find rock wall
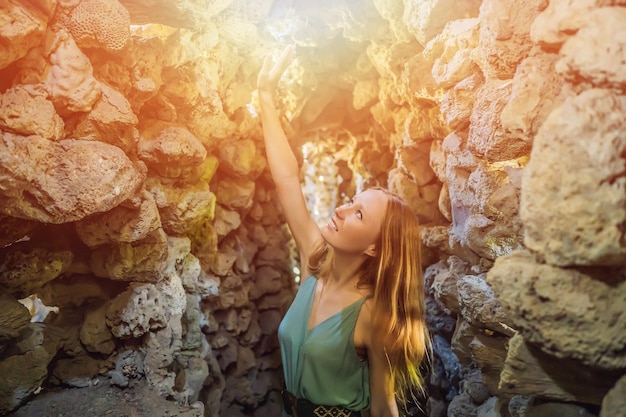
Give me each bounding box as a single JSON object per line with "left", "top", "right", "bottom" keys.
{"left": 0, "top": 0, "right": 625, "bottom": 417}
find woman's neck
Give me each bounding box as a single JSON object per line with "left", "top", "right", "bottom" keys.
{"left": 327, "top": 251, "right": 367, "bottom": 286}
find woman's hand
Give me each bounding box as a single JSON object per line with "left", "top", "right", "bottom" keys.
{"left": 257, "top": 45, "right": 296, "bottom": 94}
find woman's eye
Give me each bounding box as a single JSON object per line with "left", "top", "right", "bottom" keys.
{"left": 356, "top": 210, "right": 362, "bottom": 219}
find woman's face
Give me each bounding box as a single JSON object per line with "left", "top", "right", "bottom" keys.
{"left": 322, "top": 189, "right": 388, "bottom": 255}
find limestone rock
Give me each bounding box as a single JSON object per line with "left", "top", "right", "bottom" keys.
{"left": 0, "top": 215, "right": 38, "bottom": 248}
{"left": 530, "top": 0, "right": 610, "bottom": 49}
{"left": 468, "top": 332, "right": 508, "bottom": 395}
{"left": 75, "top": 189, "right": 161, "bottom": 248}
{"left": 0, "top": 0, "right": 47, "bottom": 71}
{"left": 451, "top": 318, "right": 475, "bottom": 366}
{"left": 39, "top": 274, "right": 125, "bottom": 309}
{"left": 0, "top": 84, "right": 64, "bottom": 140}
{"left": 499, "top": 334, "right": 620, "bottom": 405}
{"left": 138, "top": 121, "right": 207, "bottom": 177}
{"left": 69, "top": 83, "right": 139, "bottom": 152}
{"left": 521, "top": 89, "right": 626, "bottom": 266}
{"left": 0, "top": 347, "right": 56, "bottom": 414}
{"left": 0, "top": 133, "right": 145, "bottom": 223}
{"left": 430, "top": 19, "right": 481, "bottom": 90}
{"left": 521, "top": 402, "right": 599, "bottom": 417}
{"left": 51, "top": 352, "right": 102, "bottom": 387}
{"left": 388, "top": 167, "right": 444, "bottom": 225}
{"left": 464, "top": 368, "right": 490, "bottom": 404}
{"left": 444, "top": 131, "right": 525, "bottom": 260}
{"left": 58, "top": 0, "right": 131, "bottom": 52}
{"left": 80, "top": 302, "right": 116, "bottom": 355}
{"left": 0, "top": 240, "right": 72, "bottom": 298}
{"left": 440, "top": 71, "right": 485, "bottom": 131}
{"left": 0, "top": 323, "right": 64, "bottom": 414}
{"left": 175, "top": 355, "right": 209, "bottom": 403}
{"left": 601, "top": 374, "right": 626, "bottom": 417}
{"left": 500, "top": 53, "right": 575, "bottom": 153}
{"left": 476, "top": 0, "right": 544, "bottom": 79}
{"left": 119, "top": 0, "right": 236, "bottom": 30}
{"left": 146, "top": 177, "right": 216, "bottom": 235}
{"left": 488, "top": 250, "right": 626, "bottom": 369}
{"left": 0, "top": 293, "right": 31, "bottom": 341}
{"left": 106, "top": 274, "right": 186, "bottom": 339}
{"left": 557, "top": 7, "right": 626, "bottom": 91}
{"left": 457, "top": 273, "right": 515, "bottom": 336}
{"left": 216, "top": 178, "right": 255, "bottom": 211}
{"left": 45, "top": 28, "right": 102, "bottom": 114}
{"left": 447, "top": 391, "right": 478, "bottom": 417}
{"left": 90, "top": 228, "right": 168, "bottom": 282}
{"left": 397, "top": 144, "right": 436, "bottom": 187}
{"left": 403, "top": 0, "right": 481, "bottom": 46}
{"left": 468, "top": 80, "right": 518, "bottom": 161}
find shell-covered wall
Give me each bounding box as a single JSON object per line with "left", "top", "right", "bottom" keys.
{"left": 0, "top": 0, "right": 625, "bottom": 417}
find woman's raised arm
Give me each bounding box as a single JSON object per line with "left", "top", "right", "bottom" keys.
{"left": 257, "top": 46, "right": 322, "bottom": 272}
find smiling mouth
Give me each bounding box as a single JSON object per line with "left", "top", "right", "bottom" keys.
{"left": 329, "top": 218, "right": 338, "bottom": 231}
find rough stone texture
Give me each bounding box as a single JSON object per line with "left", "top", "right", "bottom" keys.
{"left": 499, "top": 334, "right": 620, "bottom": 405}
{"left": 430, "top": 19, "right": 481, "bottom": 91}
{"left": 468, "top": 332, "right": 508, "bottom": 395}
{"left": 403, "top": 0, "right": 482, "bottom": 46}
{"left": 444, "top": 131, "right": 525, "bottom": 260}
{"left": 69, "top": 83, "right": 139, "bottom": 152}
{"left": 0, "top": 324, "right": 64, "bottom": 415}
{"left": 0, "top": 214, "right": 38, "bottom": 248}
{"left": 90, "top": 228, "right": 168, "bottom": 282}
{"left": 467, "top": 79, "right": 517, "bottom": 161}
{"left": 601, "top": 375, "right": 626, "bottom": 417}
{"left": 500, "top": 53, "right": 575, "bottom": 153}
{"left": 530, "top": 0, "right": 612, "bottom": 49}
{"left": 521, "top": 89, "right": 626, "bottom": 266}
{"left": 1, "top": 0, "right": 624, "bottom": 415}
{"left": 0, "top": 84, "right": 64, "bottom": 140}
{"left": 45, "top": 28, "right": 102, "bottom": 114}
{"left": 440, "top": 71, "right": 485, "bottom": 131}
{"left": 475, "top": 0, "right": 545, "bottom": 79}
{"left": 58, "top": 0, "right": 131, "bottom": 52}
{"left": 556, "top": 7, "right": 626, "bottom": 91}
{"left": 0, "top": 133, "right": 145, "bottom": 224}
{"left": 0, "top": 0, "right": 47, "bottom": 71}
{"left": 138, "top": 120, "right": 207, "bottom": 176}
{"left": 118, "top": 0, "right": 235, "bottom": 29}
{"left": 0, "top": 239, "right": 73, "bottom": 298}
{"left": 145, "top": 177, "right": 216, "bottom": 235}
{"left": 75, "top": 189, "right": 161, "bottom": 248}
{"left": 457, "top": 273, "right": 515, "bottom": 336}
{"left": 521, "top": 402, "right": 599, "bottom": 417}
{"left": 488, "top": 250, "right": 626, "bottom": 369}
{"left": 388, "top": 167, "right": 444, "bottom": 225}
{"left": 80, "top": 302, "right": 116, "bottom": 354}
{"left": 0, "top": 293, "right": 31, "bottom": 342}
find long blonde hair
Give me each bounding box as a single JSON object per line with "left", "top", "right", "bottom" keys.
{"left": 308, "top": 187, "right": 430, "bottom": 403}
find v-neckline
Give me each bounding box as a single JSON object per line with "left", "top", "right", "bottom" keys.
{"left": 306, "top": 278, "right": 364, "bottom": 332}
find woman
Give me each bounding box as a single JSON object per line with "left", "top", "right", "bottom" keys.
{"left": 257, "top": 46, "right": 430, "bottom": 417}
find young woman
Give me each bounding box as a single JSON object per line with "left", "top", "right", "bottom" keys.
{"left": 257, "top": 46, "right": 430, "bottom": 417}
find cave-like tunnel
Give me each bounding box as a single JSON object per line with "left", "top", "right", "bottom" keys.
{"left": 0, "top": 0, "right": 625, "bottom": 416}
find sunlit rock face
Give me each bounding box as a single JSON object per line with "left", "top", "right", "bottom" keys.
{"left": 0, "top": 1, "right": 625, "bottom": 417}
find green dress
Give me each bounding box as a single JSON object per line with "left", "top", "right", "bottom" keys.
{"left": 278, "top": 276, "right": 370, "bottom": 416}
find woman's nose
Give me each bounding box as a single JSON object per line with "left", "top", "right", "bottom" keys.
{"left": 334, "top": 204, "right": 348, "bottom": 218}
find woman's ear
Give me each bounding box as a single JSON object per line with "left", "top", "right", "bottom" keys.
{"left": 365, "top": 244, "right": 376, "bottom": 257}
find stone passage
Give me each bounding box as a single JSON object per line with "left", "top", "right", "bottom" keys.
{"left": 0, "top": 1, "right": 625, "bottom": 417}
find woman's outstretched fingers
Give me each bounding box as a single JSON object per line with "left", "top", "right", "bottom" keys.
{"left": 270, "top": 45, "right": 296, "bottom": 80}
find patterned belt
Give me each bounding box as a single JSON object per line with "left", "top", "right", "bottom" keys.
{"left": 281, "top": 388, "right": 361, "bottom": 417}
